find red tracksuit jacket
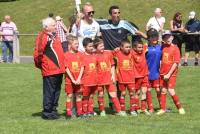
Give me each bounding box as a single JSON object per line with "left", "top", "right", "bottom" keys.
{"left": 33, "top": 30, "right": 65, "bottom": 76}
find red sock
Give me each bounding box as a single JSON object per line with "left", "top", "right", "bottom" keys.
{"left": 98, "top": 96, "right": 105, "bottom": 112}
{"left": 160, "top": 93, "right": 167, "bottom": 110}
{"left": 130, "top": 96, "right": 136, "bottom": 111}
{"left": 147, "top": 91, "right": 154, "bottom": 110}
{"left": 112, "top": 97, "right": 121, "bottom": 112}
{"left": 82, "top": 99, "right": 88, "bottom": 114}
{"left": 171, "top": 94, "right": 182, "bottom": 109}
{"left": 135, "top": 98, "right": 140, "bottom": 110}
{"left": 66, "top": 101, "right": 72, "bottom": 116}
{"left": 156, "top": 91, "right": 161, "bottom": 108}
{"left": 119, "top": 97, "right": 126, "bottom": 111}
{"left": 76, "top": 101, "right": 82, "bottom": 116}
{"left": 141, "top": 100, "right": 146, "bottom": 111}
{"left": 88, "top": 98, "right": 94, "bottom": 113}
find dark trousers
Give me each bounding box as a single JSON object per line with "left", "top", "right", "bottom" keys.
{"left": 42, "top": 73, "right": 63, "bottom": 117}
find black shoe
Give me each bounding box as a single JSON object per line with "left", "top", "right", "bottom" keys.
{"left": 182, "top": 62, "right": 188, "bottom": 66}
{"left": 41, "top": 113, "right": 59, "bottom": 120}
{"left": 109, "top": 102, "right": 114, "bottom": 111}
{"left": 194, "top": 62, "right": 198, "bottom": 66}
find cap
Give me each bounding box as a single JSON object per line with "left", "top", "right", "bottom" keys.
{"left": 162, "top": 30, "right": 172, "bottom": 39}
{"left": 55, "top": 16, "right": 62, "bottom": 21}
{"left": 147, "top": 28, "right": 159, "bottom": 39}
{"left": 189, "top": 11, "right": 195, "bottom": 19}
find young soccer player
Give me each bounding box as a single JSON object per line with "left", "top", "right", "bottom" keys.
{"left": 93, "top": 37, "right": 125, "bottom": 116}
{"left": 64, "top": 35, "right": 84, "bottom": 118}
{"left": 113, "top": 39, "right": 135, "bottom": 116}
{"left": 145, "top": 28, "right": 162, "bottom": 113}
{"left": 156, "top": 31, "right": 185, "bottom": 115}
{"left": 81, "top": 37, "right": 98, "bottom": 117}
{"left": 132, "top": 41, "right": 150, "bottom": 116}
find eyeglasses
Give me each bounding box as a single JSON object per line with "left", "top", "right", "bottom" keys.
{"left": 113, "top": 11, "right": 120, "bottom": 14}
{"left": 87, "top": 11, "right": 95, "bottom": 15}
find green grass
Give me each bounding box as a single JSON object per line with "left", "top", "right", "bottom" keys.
{"left": 0, "top": 0, "right": 200, "bottom": 55}
{"left": 0, "top": 64, "right": 200, "bottom": 134}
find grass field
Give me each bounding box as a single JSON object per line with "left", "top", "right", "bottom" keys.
{"left": 0, "top": 0, "right": 200, "bottom": 55}
{"left": 0, "top": 64, "right": 200, "bottom": 134}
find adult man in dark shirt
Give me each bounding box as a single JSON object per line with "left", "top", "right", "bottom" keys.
{"left": 97, "top": 5, "right": 146, "bottom": 50}
{"left": 183, "top": 11, "right": 200, "bottom": 66}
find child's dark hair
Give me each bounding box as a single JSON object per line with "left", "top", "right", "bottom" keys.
{"left": 132, "top": 40, "right": 143, "bottom": 48}
{"left": 120, "top": 39, "right": 131, "bottom": 47}
{"left": 109, "top": 5, "right": 119, "bottom": 15}
{"left": 82, "top": 37, "right": 93, "bottom": 47}
{"left": 93, "top": 37, "right": 103, "bottom": 49}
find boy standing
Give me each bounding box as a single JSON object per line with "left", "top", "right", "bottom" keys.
{"left": 157, "top": 31, "right": 185, "bottom": 115}
{"left": 64, "top": 35, "right": 84, "bottom": 118}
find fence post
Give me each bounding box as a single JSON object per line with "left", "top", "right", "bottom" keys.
{"left": 13, "top": 32, "right": 20, "bottom": 63}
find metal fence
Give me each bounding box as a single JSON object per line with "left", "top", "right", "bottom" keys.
{"left": 1, "top": 32, "right": 200, "bottom": 63}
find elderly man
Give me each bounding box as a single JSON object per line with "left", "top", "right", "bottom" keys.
{"left": 72, "top": 2, "right": 100, "bottom": 52}
{"left": 34, "top": 17, "right": 65, "bottom": 120}
{"left": 0, "top": 15, "right": 17, "bottom": 63}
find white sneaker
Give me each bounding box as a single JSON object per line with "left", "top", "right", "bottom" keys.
{"left": 100, "top": 111, "right": 106, "bottom": 116}
{"left": 130, "top": 111, "right": 138, "bottom": 116}
{"left": 179, "top": 108, "right": 185, "bottom": 115}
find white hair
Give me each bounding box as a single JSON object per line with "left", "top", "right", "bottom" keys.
{"left": 154, "top": 8, "right": 162, "bottom": 13}
{"left": 42, "top": 17, "right": 55, "bottom": 29}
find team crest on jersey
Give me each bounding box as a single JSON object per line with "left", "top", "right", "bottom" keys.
{"left": 163, "top": 52, "right": 169, "bottom": 63}
{"left": 89, "top": 63, "right": 96, "bottom": 71}
{"left": 72, "top": 62, "right": 79, "bottom": 72}
{"left": 100, "top": 62, "right": 107, "bottom": 71}
{"left": 122, "top": 60, "right": 130, "bottom": 68}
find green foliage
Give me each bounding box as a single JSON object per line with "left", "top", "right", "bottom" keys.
{"left": 0, "top": 64, "right": 200, "bottom": 134}
{"left": 0, "top": 0, "right": 199, "bottom": 55}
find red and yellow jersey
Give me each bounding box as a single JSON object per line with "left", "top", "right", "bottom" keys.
{"left": 64, "top": 51, "right": 83, "bottom": 84}
{"left": 132, "top": 49, "right": 149, "bottom": 78}
{"left": 113, "top": 50, "right": 135, "bottom": 83}
{"left": 160, "top": 43, "right": 180, "bottom": 76}
{"left": 82, "top": 53, "right": 98, "bottom": 86}
{"left": 96, "top": 50, "right": 114, "bottom": 85}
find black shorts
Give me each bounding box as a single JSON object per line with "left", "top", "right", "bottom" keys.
{"left": 184, "top": 35, "right": 200, "bottom": 52}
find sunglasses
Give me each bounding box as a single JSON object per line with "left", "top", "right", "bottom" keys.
{"left": 87, "top": 11, "right": 95, "bottom": 15}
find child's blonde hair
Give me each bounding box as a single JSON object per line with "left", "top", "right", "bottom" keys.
{"left": 66, "top": 34, "right": 78, "bottom": 45}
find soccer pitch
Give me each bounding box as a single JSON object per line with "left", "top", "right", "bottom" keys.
{"left": 0, "top": 64, "right": 199, "bottom": 134}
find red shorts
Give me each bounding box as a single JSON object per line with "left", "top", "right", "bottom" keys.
{"left": 98, "top": 84, "right": 116, "bottom": 92}
{"left": 118, "top": 83, "right": 135, "bottom": 92}
{"left": 148, "top": 79, "right": 160, "bottom": 88}
{"left": 160, "top": 76, "right": 177, "bottom": 89}
{"left": 135, "top": 76, "right": 148, "bottom": 90}
{"left": 65, "top": 84, "right": 82, "bottom": 94}
{"left": 83, "top": 86, "right": 98, "bottom": 96}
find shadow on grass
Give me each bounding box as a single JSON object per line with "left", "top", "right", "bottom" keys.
{"left": 32, "top": 112, "right": 42, "bottom": 117}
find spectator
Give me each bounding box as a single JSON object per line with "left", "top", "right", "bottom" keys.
{"left": 55, "top": 16, "right": 68, "bottom": 52}
{"left": 170, "top": 12, "right": 185, "bottom": 56}
{"left": 0, "top": 15, "right": 17, "bottom": 63}
{"left": 146, "top": 8, "right": 165, "bottom": 42}
{"left": 71, "top": 2, "right": 100, "bottom": 52}
{"left": 97, "top": 5, "right": 146, "bottom": 50}
{"left": 33, "top": 17, "right": 65, "bottom": 120}
{"left": 183, "top": 11, "right": 200, "bottom": 66}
